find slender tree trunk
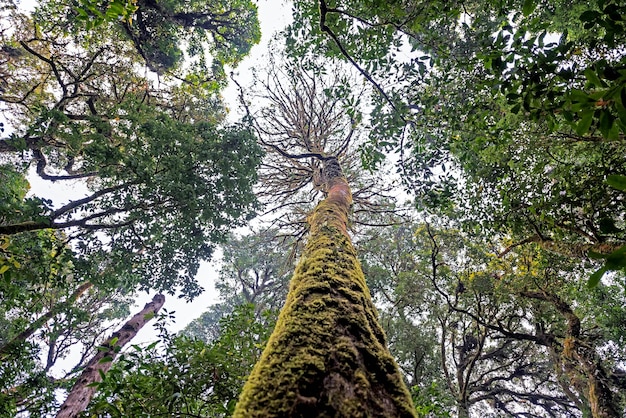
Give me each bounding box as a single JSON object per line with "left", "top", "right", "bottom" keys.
{"left": 233, "top": 157, "right": 415, "bottom": 417}
{"left": 56, "top": 294, "right": 165, "bottom": 418}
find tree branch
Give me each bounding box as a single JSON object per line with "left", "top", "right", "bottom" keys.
{"left": 0, "top": 282, "right": 93, "bottom": 358}
{"left": 318, "top": 0, "right": 399, "bottom": 114}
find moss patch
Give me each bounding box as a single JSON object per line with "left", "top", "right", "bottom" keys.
{"left": 233, "top": 191, "right": 416, "bottom": 417}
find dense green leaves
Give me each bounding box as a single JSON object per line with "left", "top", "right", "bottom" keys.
{"left": 286, "top": 0, "right": 626, "bottom": 293}
{"left": 2, "top": 0, "right": 626, "bottom": 416}
{"left": 0, "top": 0, "right": 262, "bottom": 414}
{"left": 1, "top": 2, "right": 263, "bottom": 298}
{"left": 35, "top": 0, "right": 260, "bottom": 74}
{"left": 86, "top": 304, "right": 275, "bottom": 417}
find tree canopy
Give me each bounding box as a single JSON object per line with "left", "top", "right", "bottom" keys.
{"left": 0, "top": 0, "right": 262, "bottom": 414}
{"left": 1, "top": 0, "right": 626, "bottom": 416}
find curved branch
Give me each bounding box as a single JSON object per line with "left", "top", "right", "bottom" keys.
{"left": 33, "top": 149, "right": 97, "bottom": 181}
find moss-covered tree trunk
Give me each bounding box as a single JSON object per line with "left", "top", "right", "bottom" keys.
{"left": 233, "top": 157, "right": 416, "bottom": 417}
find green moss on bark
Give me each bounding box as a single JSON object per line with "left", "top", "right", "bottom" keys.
{"left": 233, "top": 194, "right": 416, "bottom": 417}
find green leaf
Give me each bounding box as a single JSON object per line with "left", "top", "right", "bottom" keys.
{"left": 109, "top": 0, "right": 125, "bottom": 14}
{"left": 584, "top": 68, "right": 605, "bottom": 87}
{"left": 580, "top": 10, "right": 600, "bottom": 22}
{"left": 576, "top": 110, "right": 594, "bottom": 135}
{"left": 99, "top": 355, "right": 114, "bottom": 363}
{"left": 604, "top": 245, "right": 626, "bottom": 270}
{"left": 599, "top": 110, "right": 614, "bottom": 138}
{"left": 599, "top": 217, "right": 621, "bottom": 234}
{"left": 588, "top": 250, "right": 608, "bottom": 260}
{"left": 616, "top": 89, "right": 626, "bottom": 127}
{"left": 606, "top": 175, "right": 626, "bottom": 191}
{"left": 568, "top": 89, "right": 593, "bottom": 103}
{"left": 587, "top": 267, "right": 606, "bottom": 288}
{"left": 522, "top": 0, "right": 536, "bottom": 16}
{"left": 605, "top": 256, "right": 626, "bottom": 270}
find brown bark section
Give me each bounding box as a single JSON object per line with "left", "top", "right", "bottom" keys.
{"left": 0, "top": 282, "right": 93, "bottom": 358}
{"left": 233, "top": 157, "right": 415, "bottom": 417}
{"left": 56, "top": 294, "right": 165, "bottom": 418}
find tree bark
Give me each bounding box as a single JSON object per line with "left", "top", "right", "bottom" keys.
{"left": 233, "top": 157, "right": 415, "bottom": 417}
{"left": 56, "top": 294, "right": 165, "bottom": 418}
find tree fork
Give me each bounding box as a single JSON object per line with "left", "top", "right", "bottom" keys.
{"left": 233, "top": 157, "right": 415, "bottom": 417}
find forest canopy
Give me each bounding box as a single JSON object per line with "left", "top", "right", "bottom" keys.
{"left": 1, "top": 0, "right": 625, "bottom": 417}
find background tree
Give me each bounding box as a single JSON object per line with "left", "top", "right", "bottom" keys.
{"left": 357, "top": 225, "right": 454, "bottom": 416}
{"left": 0, "top": 0, "right": 262, "bottom": 415}
{"left": 358, "top": 224, "right": 579, "bottom": 417}
{"left": 422, "top": 225, "right": 626, "bottom": 417}
{"left": 287, "top": 0, "right": 626, "bottom": 288}
{"left": 215, "top": 229, "right": 294, "bottom": 314}
{"left": 350, "top": 218, "right": 626, "bottom": 417}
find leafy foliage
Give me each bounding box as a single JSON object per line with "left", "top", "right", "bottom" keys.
{"left": 1, "top": 1, "right": 263, "bottom": 298}
{"left": 86, "top": 304, "right": 275, "bottom": 417}
{"left": 215, "top": 229, "right": 294, "bottom": 313}
{"left": 287, "top": 0, "right": 626, "bottom": 290}
{"left": 35, "top": 0, "right": 260, "bottom": 74}
{"left": 2, "top": 0, "right": 626, "bottom": 416}
{"left": 360, "top": 222, "right": 626, "bottom": 416}
{"left": 0, "top": 0, "right": 262, "bottom": 414}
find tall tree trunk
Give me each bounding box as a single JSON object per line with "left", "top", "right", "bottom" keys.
{"left": 233, "top": 157, "right": 415, "bottom": 417}
{"left": 56, "top": 294, "right": 165, "bottom": 418}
